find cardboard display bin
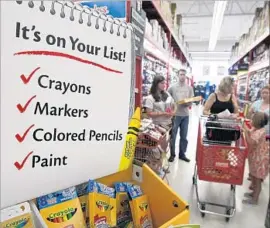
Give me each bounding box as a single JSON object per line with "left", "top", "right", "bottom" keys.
{"left": 30, "top": 161, "right": 190, "bottom": 227}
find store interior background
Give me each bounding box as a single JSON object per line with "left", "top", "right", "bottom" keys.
{"left": 138, "top": 0, "right": 268, "bottom": 102}
{"left": 180, "top": 1, "right": 263, "bottom": 84}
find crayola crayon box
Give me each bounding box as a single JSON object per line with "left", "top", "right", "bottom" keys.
{"left": 37, "top": 186, "right": 86, "bottom": 228}
{"left": 0, "top": 202, "right": 35, "bottom": 228}
{"left": 115, "top": 183, "right": 133, "bottom": 228}
{"left": 76, "top": 182, "right": 89, "bottom": 227}
{"left": 88, "top": 180, "right": 116, "bottom": 227}
{"left": 127, "top": 184, "right": 153, "bottom": 228}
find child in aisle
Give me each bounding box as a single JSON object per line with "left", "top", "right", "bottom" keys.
{"left": 243, "top": 112, "right": 269, "bottom": 205}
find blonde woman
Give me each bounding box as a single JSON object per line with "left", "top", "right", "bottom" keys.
{"left": 203, "top": 76, "right": 238, "bottom": 116}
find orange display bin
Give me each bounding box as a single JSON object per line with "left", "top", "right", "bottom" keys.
{"left": 97, "top": 161, "right": 190, "bottom": 227}
{"left": 30, "top": 161, "right": 189, "bottom": 227}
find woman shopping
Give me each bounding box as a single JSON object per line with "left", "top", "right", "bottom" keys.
{"left": 248, "top": 85, "right": 270, "bottom": 137}
{"left": 203, "top": 76, "right": 238, "bottom": 116}
{"left": 144, "top": 75, "right": 175, "bottom": 127}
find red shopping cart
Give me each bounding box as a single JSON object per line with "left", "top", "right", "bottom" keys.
{"left": 192, "top": 116, "right": 247, "bottom": 222}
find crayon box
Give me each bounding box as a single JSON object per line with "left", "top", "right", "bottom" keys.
{"left": 115, "top": 183, "right": 133, "bottom": 228}
{"left": 88, "top": 180, "right": 116, "bottom": 227}
{"left": 76, "top": 182, "right": 89, "bottom": 227}
{"left": 37, "top": 186, "right": 86, "bottom": 228}
{"left": 127, "top": 185, "right": 153, "bottom": 228}
{"left": 0, "top": 202, "right": 35, "bottom": 228}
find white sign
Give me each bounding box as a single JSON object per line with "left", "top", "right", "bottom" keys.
{"left": 0, "top": 0, "right": 133, "bottom": 208}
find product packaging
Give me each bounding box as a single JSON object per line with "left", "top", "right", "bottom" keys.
{"left": 76, "top": 182, "right": 89, "bottom": 227}
{"left": 37, "top": 186, "right": 86, "bottom": 228}
{"left": 88, "top": 180, "right": 116, "bottom": 227}
{"left": 0, "top": 202, "right": 35, "bottom": 228}
{"left": 127, "top": 184, "right": 153, "bottom": 228}
{"left": 177, "top": 96, "right": 202, "bottom": 105}
{"left": 115, "top": 182, "right": 133, "bottom": 228}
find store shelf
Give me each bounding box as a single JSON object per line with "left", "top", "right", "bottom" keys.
{"left": 144, "top": 36, "right": 184, "bottom": 70}
{"left": 229, "top": 29, "right": 270, "bottom": 67}
{"left": 249, "top": 59, "right": 270, "bottom": 73}
{"left": 142, "top": 1, "right": 191, "bottom": 66}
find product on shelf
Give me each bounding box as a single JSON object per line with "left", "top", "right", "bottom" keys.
{"left": 37, "top": 187, "right": 86, "bottom": 228}
{"left": 230, "top": 2, "right": 270, "bottom": 62}
{"left": 250, "top": 42, "right": 270, "bottom": 67}
{"left": 247, "top": 67, "right": 270, "bottom": 102}
{"left": 0, "top": 202, "right": 35, "bottom": 228}
{"left": 142, "top": 55, "right": 168, "bottom": 97}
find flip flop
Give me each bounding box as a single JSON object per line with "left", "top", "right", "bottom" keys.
{"left": 244, "top": 192, "right": 253, "bottom": 198}
{"left": 242, "top": 199, "right": 258, "bottom": 205}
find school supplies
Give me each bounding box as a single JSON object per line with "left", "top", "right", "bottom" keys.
{"left": 76, "top": 182, "right": 89, "bottom": 227}
{"left": 127, "top": 184, "right": 153, "bottom": 228}
{"left": 115, "top": 182, "right": 133, "bottom": 227}
{"left": 88, "top": 180, "right": 116, "bottom": 227}
{"left": 177, "top": 96, "right": 202, "bottom": 105}
{"left": 37, "top": 186, "right": 85, "bottom": 228}
{"left": 119, "top": 108, "right": 141, "bottom": 171}
{"left": 0, "top": 202, "right": 35, "bottom": 228}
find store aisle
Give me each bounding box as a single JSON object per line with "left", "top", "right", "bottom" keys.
{"left": 168, "top": 105, "right": 269, "bottom": 228}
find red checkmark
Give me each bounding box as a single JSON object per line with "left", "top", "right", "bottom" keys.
{"left": 17, "top": 95, "right": 37, "bottom": 113}
{"left": 20, "top": 67, "right": 40, "bottom": 84}
{"left": 15, "top": 124, "right": 35, "bottom": 143}
{"left": 14, "top": 151, "right": 33, "bottom": 170}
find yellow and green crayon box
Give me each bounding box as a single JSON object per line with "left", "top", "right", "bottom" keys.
{"left": 127, "top": 184, "right": 153, "bottom": 228}
{"left": 76, "top": 182, "right": 89, "bottom": 227}
{"left": 115, "top": 183, "right": 133, "bottom": 228}
{"left": 87, "top": 180, "right": 116, "bottom": 227}
{"left": 36, "top": 186, "right": 86, "bottom": 228}
{"left": 0, "top": 202, "right": 35, "bottom": 228}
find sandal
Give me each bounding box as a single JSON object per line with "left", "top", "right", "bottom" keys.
{"left": 242, "top": 199, "right": 258, "bottom": 205}
{"left": 244, "top": 192, "right": 253, "bottom": 198}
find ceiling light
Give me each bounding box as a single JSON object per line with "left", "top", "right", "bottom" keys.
{"left": 208, "top": 1, "right": 228, "bottom": 51}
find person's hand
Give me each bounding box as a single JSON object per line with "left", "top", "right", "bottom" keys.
{"left": 164, "top": 112, "right": 174, "bottom": 117}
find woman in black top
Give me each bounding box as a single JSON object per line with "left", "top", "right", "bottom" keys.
{"left": 203, "top": 76, "right": 238, "bottom": 116}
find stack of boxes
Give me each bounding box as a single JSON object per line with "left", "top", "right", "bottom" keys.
{"left": 230, "top": 2, "right": 270, "bottom": 61}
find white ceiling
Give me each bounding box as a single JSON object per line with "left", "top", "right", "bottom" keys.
{"left": 173, "top": 0, "right": 265, "bottom": 59}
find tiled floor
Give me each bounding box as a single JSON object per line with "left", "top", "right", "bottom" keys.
{"left": 167, "top": 105, "right": 269, "bottom": 228}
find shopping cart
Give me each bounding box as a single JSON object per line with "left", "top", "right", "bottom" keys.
{"left": 192, "top": 116, "right": 247, "bottom": 222}
{"left": 134, "top": 127, "right": 171, "bottom": 183}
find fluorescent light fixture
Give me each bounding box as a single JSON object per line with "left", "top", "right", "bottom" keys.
{"left": 190, "top": 51, "right": 230, "bottom": 54}
{"left": 192, "top": 57, "right": 229, "bottom": 61}
{"left": 208, "top": 1, "right": 227, "bottom": 51}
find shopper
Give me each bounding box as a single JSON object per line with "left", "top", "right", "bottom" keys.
{"left": 168, "top": 69, "right": 194, "bottom": 163}
{"left": 242, "top": 112, "right": 269, "bottom": 205}
{"left": 144, "top": 75, "right": 175, "bottom": 127}
{"left": 203, "top": 76, "right": 238, "bottom": 116}
{"left": 248, "top": 85, "right": 270, "bottom": 137}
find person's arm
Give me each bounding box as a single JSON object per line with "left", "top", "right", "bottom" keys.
{"left": 203, "top": 93, "right": 216, "bottom": 115}
{"left": 231, "top": 94, "right": 239, "bottom": 114}
{"left": 247, "top": 101, "right": 257, "bottom": 119}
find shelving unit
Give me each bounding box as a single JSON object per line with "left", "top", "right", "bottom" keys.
{"left": 229, "top": 30, "right": 270, "bottom": 67}
{"left": 229, "top": 2, "right": 270, "bottom": 115}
